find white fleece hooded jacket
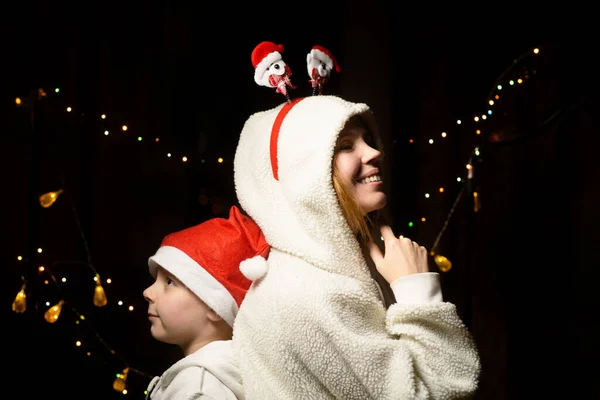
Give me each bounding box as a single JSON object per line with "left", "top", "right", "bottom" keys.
{"left": 232, "top": 95, "right": 481, "bottom": 399}
{"left": 145, "top": 340, "right": 243, "bottom": 400}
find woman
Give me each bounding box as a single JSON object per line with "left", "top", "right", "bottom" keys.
{"left": 232, "top": 95, "right": 481, "bottom": 399}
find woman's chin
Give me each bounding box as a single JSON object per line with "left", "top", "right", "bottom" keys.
{"left": 361, "top": 194, "right": 387, "bottom": 214}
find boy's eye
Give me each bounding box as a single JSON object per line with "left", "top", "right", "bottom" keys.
{"left": 166, "top": 277, "right": 174, "bottom": 286}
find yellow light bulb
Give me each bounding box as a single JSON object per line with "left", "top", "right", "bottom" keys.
{"left": 44, "top": 300, "right": 64, "bottom": 323}
{"left": 12, "top": 285, "right": 27, "bottom": 313}
{"left": 93, "top": 275, "right": 108, "bottom": 307}
{"left": 473, "top": 191, "right": 481, "bottom": 212}
{"left": 113, "top": 367, "right": 129, "bottom": 392}
{"left": 430, "top": 252, "right": 452, "bottom": 272}
{"left": 39, "top": 189, "right": 63, "bottom": 208}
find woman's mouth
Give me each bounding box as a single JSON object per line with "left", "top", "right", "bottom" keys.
{"left": 358, "top": 174, "right": 382, "bottom": 184}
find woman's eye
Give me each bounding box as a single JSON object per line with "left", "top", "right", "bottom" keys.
{"left": 336, "top": 141, "right": 354, "bottom": 152}
{"left": 166, "top": 278, "right": 174, "bottom": 286}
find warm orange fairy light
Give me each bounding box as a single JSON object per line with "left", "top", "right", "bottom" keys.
{"left": 182, "top": 157, "right": 188, "bottom": 162}
{"left": 121, "top": 125, "right": 128, "bottom": 131}
{"left": 476, "top": 130, "right": 481, "bottom": 135}
{"left": 439, "top": 187, "right": 444, "bottom": 193}
{"left": 38, "top": 266, "right": 45, "bottom": 272}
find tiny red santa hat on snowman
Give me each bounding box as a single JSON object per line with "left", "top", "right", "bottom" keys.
{"left": 252, "top": 41, "right": 285, "bottom": 85}
{"left": 148, "top": 206, "right": 270, "bottom": 327}
{"left": 308, "top": 45, "right": 341, "bottom": 73}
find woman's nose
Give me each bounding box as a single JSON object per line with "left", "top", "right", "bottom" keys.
{"left": 362, "top": 144, "right": 382, "bottom": 164}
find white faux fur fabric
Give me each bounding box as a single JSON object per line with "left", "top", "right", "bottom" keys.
{"left": 232, "top": 95, "right": 480, "bottom": 399}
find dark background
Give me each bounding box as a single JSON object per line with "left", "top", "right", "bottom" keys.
{"left": 2, "top": 2, "right": 598, "bottom": 399}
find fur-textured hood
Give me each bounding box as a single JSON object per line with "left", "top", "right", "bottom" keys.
{"left": 234, "top": 95, "right": 378, "bottom": 283}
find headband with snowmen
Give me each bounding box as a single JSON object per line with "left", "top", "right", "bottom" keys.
{"left": 251, "top": 41, "right": 341, "bottom": 103}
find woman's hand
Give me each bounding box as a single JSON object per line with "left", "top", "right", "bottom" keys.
{"left": 367, "top": 223, "right": 430, "bottom": 284}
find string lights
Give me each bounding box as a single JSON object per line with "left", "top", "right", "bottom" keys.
{"left": 407, "top": 46, "right": 542, "bottom": 272}
{"left": 12, "top": 184, "right": 154, "bottom": 395}
{"left": 16, "top": 89, "right": 229, "bottom": 166}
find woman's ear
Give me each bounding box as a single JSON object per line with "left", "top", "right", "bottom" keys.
{"left": 206, "top": 309, "right": 223, "bottom": 322}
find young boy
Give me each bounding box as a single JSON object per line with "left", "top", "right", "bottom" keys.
{"left": 143, "top": 205, "right": 269, "bottom": 400}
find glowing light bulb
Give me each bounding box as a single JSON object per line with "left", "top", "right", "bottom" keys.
{"left": 473, "top": 191, "right": 481, "bottom": 212}
{"left": 430, "top": 252, "right": 452, "bottom": 272}
{"left": 39, "top": 189, "right": 63, "bottom": 208}
{"left": 113, "top": 368, "right": 129, "bottom": 393}
{"left": 12, "top": 285, "right": 27, "bottom": 313}
{"left": 93, "top": 274, "right": 108, "bottom": 307}
{"left": 44, "top": 300, "right": 64, "bottom": 323}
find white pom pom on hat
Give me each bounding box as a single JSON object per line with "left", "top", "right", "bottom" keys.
{"left": 240, "top": 254, "right": 269, "bottom": 281}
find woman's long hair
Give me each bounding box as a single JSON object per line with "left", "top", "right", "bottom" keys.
{"left": 332, "top": 164, "right": 375, "bottom": 246}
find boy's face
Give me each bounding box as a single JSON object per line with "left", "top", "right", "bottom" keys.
{"left": 143, "top": 266, "right": 213, "bottom": 354}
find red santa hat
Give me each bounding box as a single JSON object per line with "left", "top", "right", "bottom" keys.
{"left": 252, "top": 41, "right": 285, "bottom": 85}
{"left": 308, "top": 45, "right": 341, "bottom": 72}
{"left": 148, "top": 206, "right": 270, "bottom": 327}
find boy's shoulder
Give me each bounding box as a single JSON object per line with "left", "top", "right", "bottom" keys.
{"left": 165, "top": 366, "right": 237, "bottom": 399}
